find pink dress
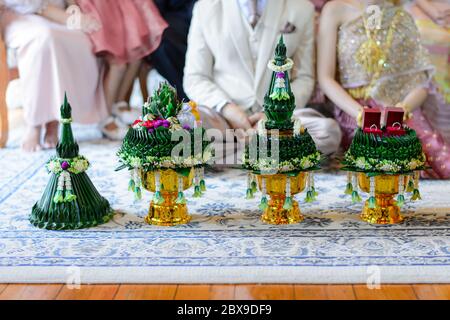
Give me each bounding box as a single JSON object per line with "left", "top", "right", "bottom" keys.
{"left": 333, "top": 3, "right": 450, "bottom": 179}
{"left": 76, "top": 0, "right": 168, "bottom": 64}
{"left": 406, "top": 1, "right": 450, "bottom": 144}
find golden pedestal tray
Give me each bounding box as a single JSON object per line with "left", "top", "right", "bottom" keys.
{"left": 358, "top": 173, "right": 410, "bottom": 225}
{"left": 255, "top": 173, "right": 307, "bottom": 225}
{"left": 141, "top": 169, "right": 194, "bottom": 226}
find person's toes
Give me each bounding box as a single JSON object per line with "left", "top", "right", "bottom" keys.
{"left": 43, "top": 122, "right": 59, "bottom": 149}
{"left": 22, "top": 141, "right": 42, "bottom": 153}
{"left": 22, "top": 127, "right": 42, "bottom": 153}
{"left": 42, "top": 135, "right": 58, "bottom": 149}
{"left": 42, "top": 142, "right": 56, "bottom": 150}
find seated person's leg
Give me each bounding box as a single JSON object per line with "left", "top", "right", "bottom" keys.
{"left": 294, "top": 108, "right": 342, "bottom": 156}
{"left": 148, "top": 28, "right": 188, "bottom": 100}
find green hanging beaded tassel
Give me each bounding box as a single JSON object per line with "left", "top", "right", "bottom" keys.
{"left": 310, "top": 173, "right": 318, "bottom": 199}
{"left": 411, "top": 172, "right": 422, "bottom": 201}
{"left": 305, "top": 173, "right": 317, "bottom": 203}
{"left": 64, "top": 189, "right": 77, "bottom": 203}
{"left": 245, "top": 173, "right": 255, "bottom": 200}
{"left": 193, "top": 185, "right": 202, "bottom": 198}
{"left": 259, "top": 177, "right": 269, "bottom": 211}
{"left": 368, "top": 176, "right": 377, "bottom": 209}
{"left": 152, "top": 171, "right": 164, "bottom": 205}
{"left": 351, "top": 174, "right": 362, "bottom": 203}
{"left": 53, "top": 191, "right": 64, "bottom": 204}
{"left": 133, "top": 168, "right": 142, "bottom": 201}
{"left": 251, "top": 174, "right": 258, "bottom": 194}
{"left": 175, "top": 174, "right": 187, "bottom": 204}
{"left": 345, "top": 172, "right": 354, "bottom": 195}
{"left": 283, "top": 176, "right": 293, "bottom": 210}
{"left": 193, "top": 169, "right": 202, "bottom": 198}
{"left": 128, "top": 169, "right": 136, "bottom": 192}
{"left": 396, "top": 175, "right": 405, "bottom": 207}
{"left": 406, "top": 175, "right": 415, "bottom": 193}
{"left": 199, "top": 167, "right": 207, "bottom": 192}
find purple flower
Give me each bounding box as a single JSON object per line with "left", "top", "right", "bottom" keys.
{"left": 61, "top": 161, "right": 70, "bottom": 171}
{"left": 182, "top": 125, "right": 191, "bottom": 131}
{"left": 162, "top": 120, "right": 170, "bottom": 128}
{"left": 148, "top": 128, "right": 155, "bottom": 134}
{"left": 276, "top": 72, "right": 285, "bottom": 79}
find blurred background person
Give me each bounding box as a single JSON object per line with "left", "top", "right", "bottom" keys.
{"left": 318, "top": 0, "right": 450, "bottom": 178}
{"left": 1, "top": 0, "right": 108, "bottom": 152}
{"left": 75, "top": 0, "right": 168, "bottom": 139}
{"left": 146, "top": 0, "right": 197, "bottom": 101}
{"left": 184, "top": 0, "right": 342, "bottom": 156}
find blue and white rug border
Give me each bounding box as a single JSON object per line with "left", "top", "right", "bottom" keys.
{"left": 1, "top": 266, "right": 449, "bottom": 284}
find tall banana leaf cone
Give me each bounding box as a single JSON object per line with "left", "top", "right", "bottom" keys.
{"left": 242, "top": 36, "right": 321, "bottom": 225}
{"left": 30, "top": 94, "right": 113, "bottom": 230}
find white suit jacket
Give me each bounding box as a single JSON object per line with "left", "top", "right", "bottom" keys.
{"left": 183, "top": 0, "right": 315, "bottom": 112}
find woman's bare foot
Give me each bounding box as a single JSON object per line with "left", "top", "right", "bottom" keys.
{"left": 43, "top": 121, "right": 59, "bottom": 149}
{"left": 22, "top": 126, "right": 42, "bottom": 152}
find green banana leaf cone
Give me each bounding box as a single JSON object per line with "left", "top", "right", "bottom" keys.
{"left": 30, "top": 95, "right": 113, "bottom": 230}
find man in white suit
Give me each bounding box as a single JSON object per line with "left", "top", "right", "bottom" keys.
{"left": 183, "top": 0, "right": 342, "bottom": 155}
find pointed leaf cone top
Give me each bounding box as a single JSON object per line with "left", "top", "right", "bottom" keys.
{"left": 274, "top": 35, "right": 287, "bottom": 65}
{"left": 56, "top": 93, "right": 79, "bottom": 158}
{"left": 143, "top": 82, "right": 183, "bottom": 119}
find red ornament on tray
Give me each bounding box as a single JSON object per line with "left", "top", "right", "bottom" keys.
{"left": 362, "top": 108, "right": 382, "bottom": 136}
{"left": 385, "top": 107, "right": 406, "bottom": 136}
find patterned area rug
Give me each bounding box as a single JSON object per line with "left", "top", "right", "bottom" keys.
{"left": 0, "top": 134, "right": 449, "bottom": 284}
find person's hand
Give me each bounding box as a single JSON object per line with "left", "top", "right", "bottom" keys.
{"left": 248, "top": 112, "right": 266, "bottom": 129}
{"left": 396, "top": 102, "right": 414, "bottom": 121}
{"left": 66, "top": 5, "right": 101, "bottom": 34}
{"left": 355, "top": 106, "right": 365, "bottom": 128}
{"left": 222, "top": 103, "right": 252, "bottom": 131}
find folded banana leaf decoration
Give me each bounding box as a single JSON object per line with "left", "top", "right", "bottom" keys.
{"left": 242, "top": 36, "right": 322, "bottom": 225}
{"left": 30, "top": 94, "right": 112, "bottom": 230}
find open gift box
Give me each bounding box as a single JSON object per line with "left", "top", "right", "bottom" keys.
{"left": 385, "top": 107, "right": 406, "bottom": 136}
{"left": 362, "top": 108, "right": 382, "bottom": 136}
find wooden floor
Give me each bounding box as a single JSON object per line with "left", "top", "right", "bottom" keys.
{"left": 0, "top": 284, "right": 448, "bottom": 300}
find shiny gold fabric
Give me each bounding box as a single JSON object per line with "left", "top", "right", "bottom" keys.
{"left": 337, "top": 2, "right": 434, "bottom": 105}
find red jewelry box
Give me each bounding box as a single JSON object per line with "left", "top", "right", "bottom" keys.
{"left": 385, "top": 107, "right": 406, "bottom": 136}
{"left": 363, "top": 108, "right": 382, "bottom": 135}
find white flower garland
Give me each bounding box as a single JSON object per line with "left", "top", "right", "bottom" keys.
{"left": 46, "top": 156, "right": 90, "bottom": 175}
{"left": 267, "top": 58, "right": 294, "bottom": 72}
{"left": 46, "top": 156, "right": 90, "bottom": 204}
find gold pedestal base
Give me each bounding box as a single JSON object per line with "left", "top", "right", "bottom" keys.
{"left": 145, "top": 194, "right": 192, "bottom": 227}
{"left": 256, "top": 173, "right": 306, "bottom": 225}
{"left": 358, "top": 173, "right": 406, "bottom": 225}
{"left": 261, "top": 195, "right": 304, "bottom": 225}
{"left": 141, "top": 169, "right": 194, "bottom": 227}
{"left": 360, "top": 194, "right": 404, "bottom": 225}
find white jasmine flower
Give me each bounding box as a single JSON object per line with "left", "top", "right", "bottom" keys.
{"left": 301, "top": 158, "right": 313, "bottom": 169}
{"left": 73, "top": 159, "right": 88, "bottom": 173}
{"left": 129, "top": 157, "right": 141, "bottom": 168}
{"left": 408, "top": 160, "right": 420, "bottom": 170}
{"left": 355, "top": 157, "right": 368, "bottom": 170}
